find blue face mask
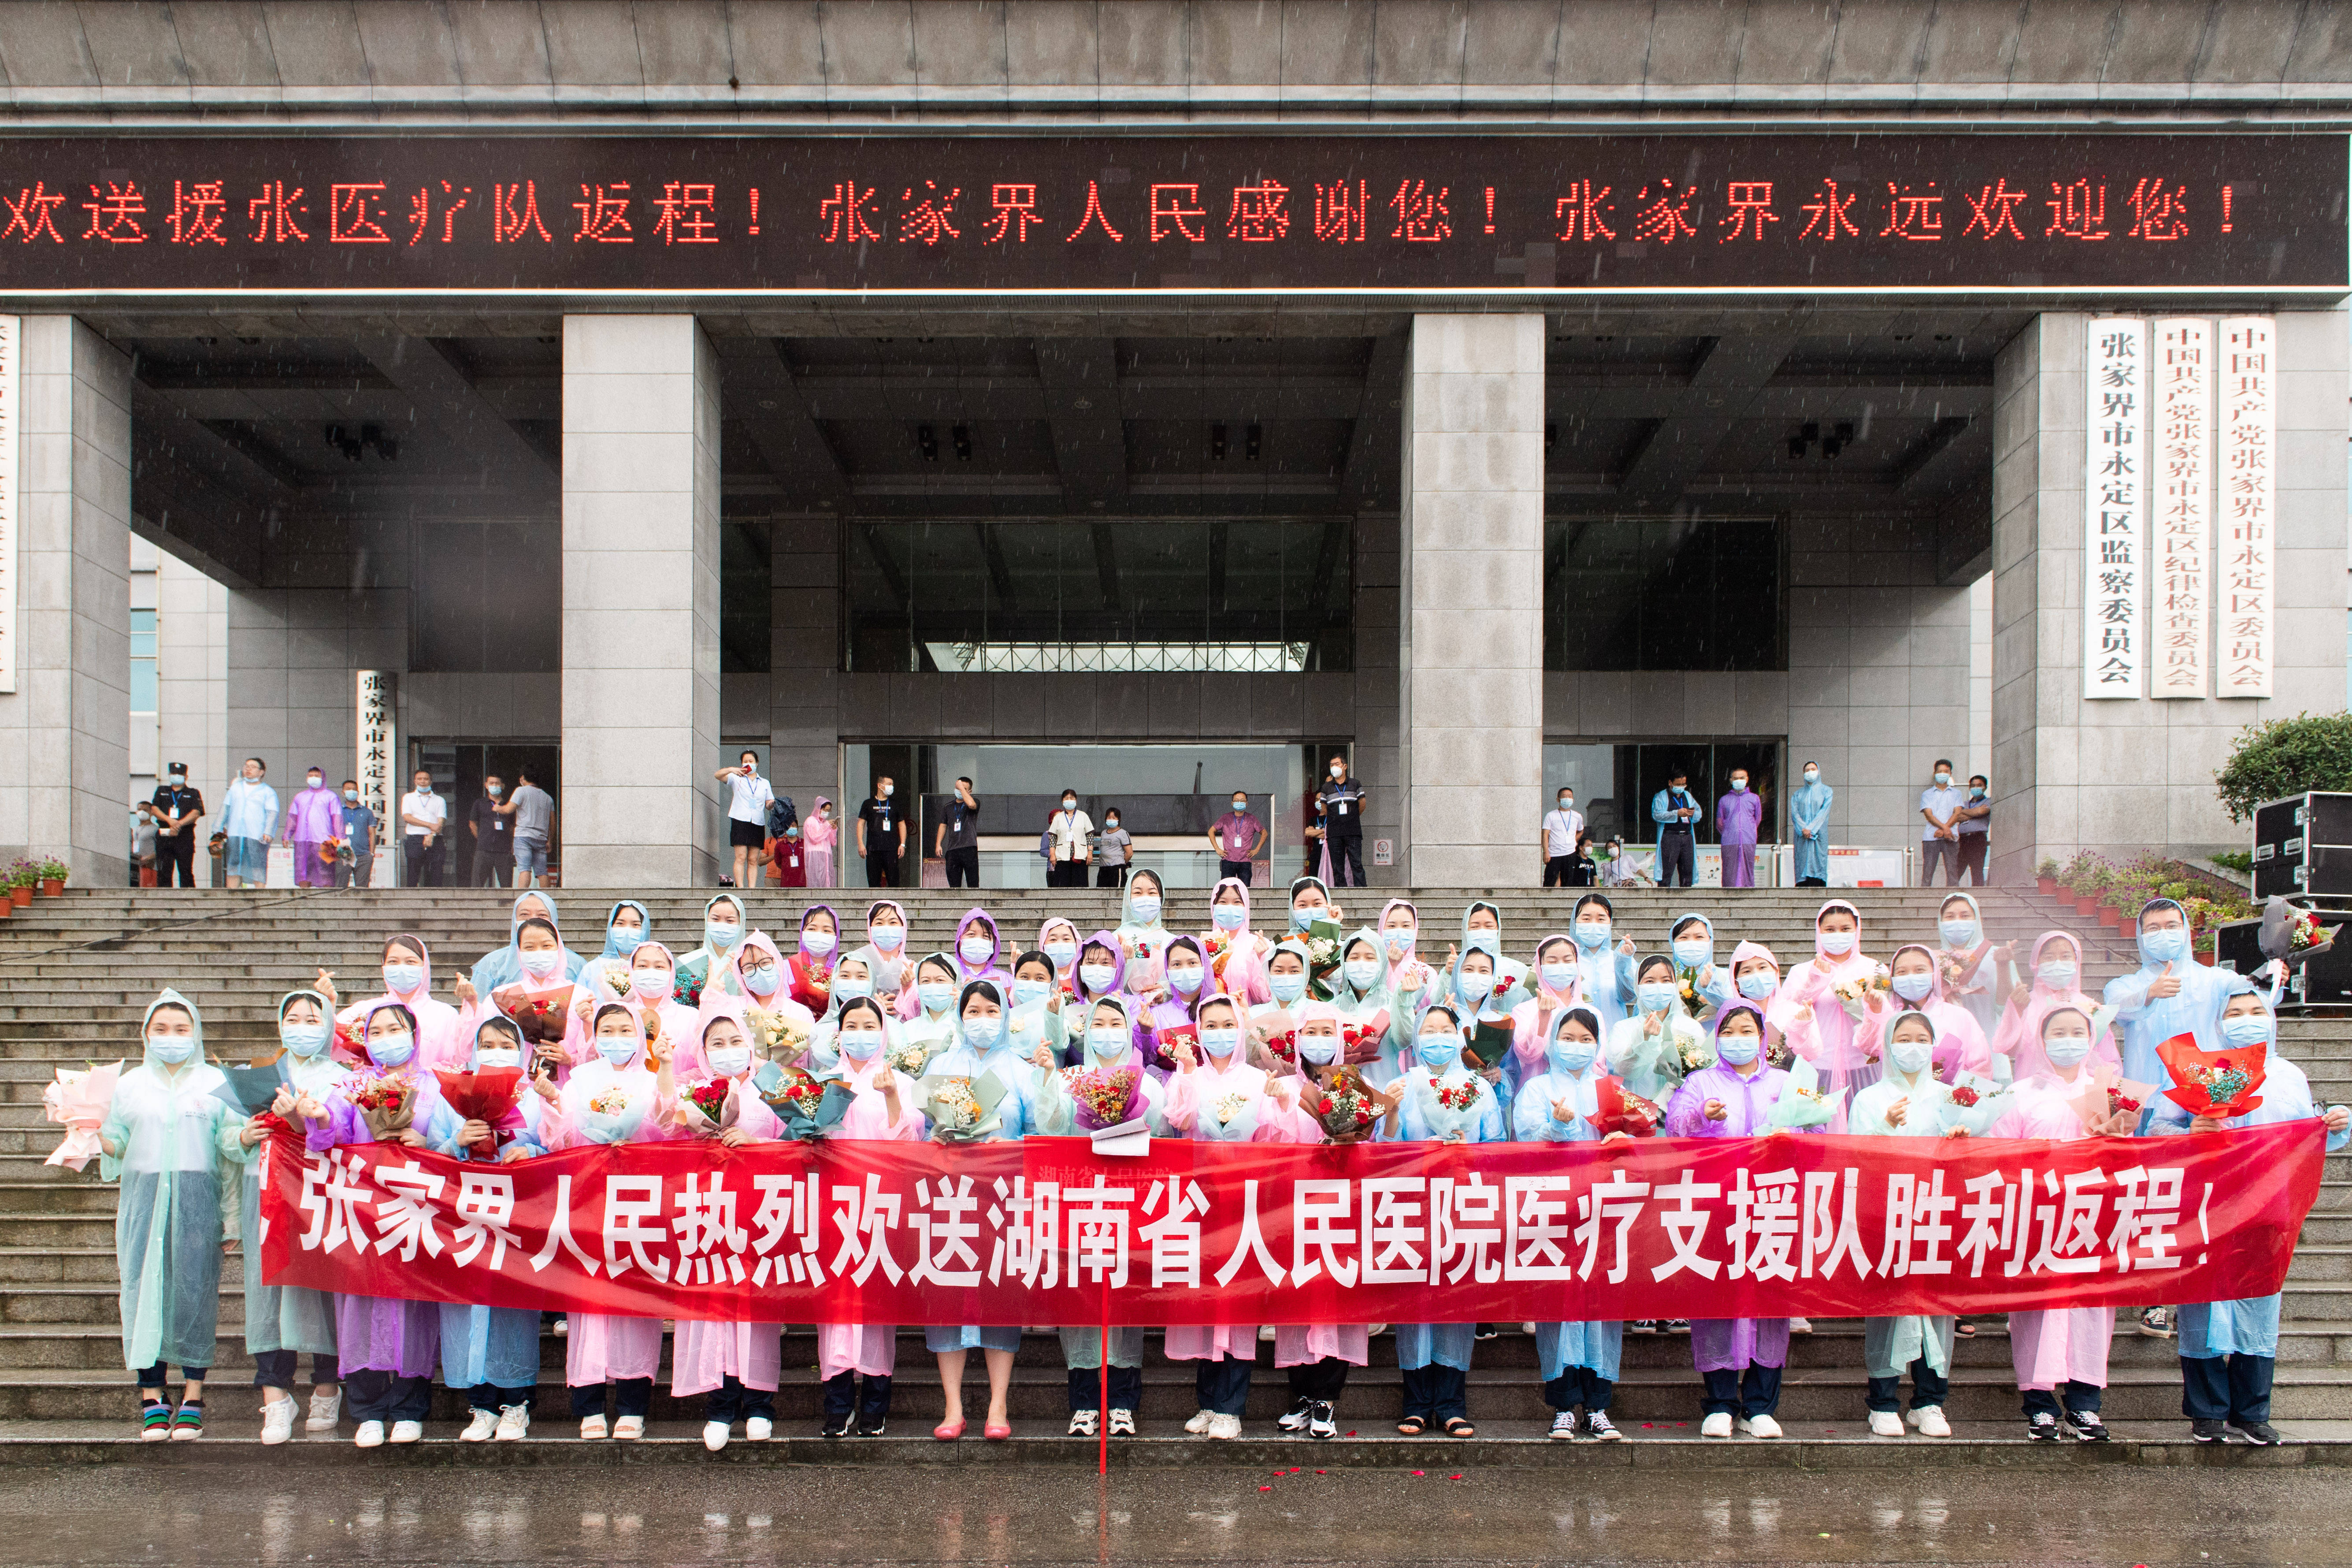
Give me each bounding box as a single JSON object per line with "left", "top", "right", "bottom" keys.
{"left": 1738, "top": 972, "right": 1777, "bottom": 1001}
{"left": 2220, "top": 1012, "right": 2272, "bottom": 1047}
{"left": 1299, "top": 1034, "right": 1341, "bottom": 1066}
{"left": 1168, "top": 965, "right": 1204, "bottom": 996}
{"left": 705, "top": 921, "right": 740, "bottom": 950}
{"left": 608, "top": 927, "right": 644, "bottom": 957}
{"left": 1012, "top": 978, "right": 1052, "bottom": 1007}
{"left": 382, "top": 963, "right": 423, "bottom": 994}
{"left": 1080, "top": 963, "right": 1117, "bottom": 994}
{"left": 1465, "top": 928, "right": 1500, "bottom": 955}
{"left": 594, "top": 1035, "right": 636, "bottom": 1068}
{"left": 1344, "top": 959, "right": 1382, "bottom": 991}
{"left": 1636, "top": 982, "right": 1678, "bottom": 1014}
{"left": 959, "top": 936, "right": 996, "bottom": 967}
{"left": 280, "top": 1021, "right": 332, "bottom": 1059}
{"left": 1716, "top": 1033, "right": 1760, "bottom": 1067}
{"left": 1290, "top": 908, "right": 1317, "bottom": 933}
{"left": 2142, "top": 926, "right": 2189, "bottom": 965}
{"left": 838, "top": 1028, "right": 885, "bottom": 1062}
{"left": 1129, "top": 897, "right": 1161, "bottom": 924}
{"left": 1088, "top": 1025, "right": 1129, "bottom": 1059}
{"left": 1552, "top": 1035, "right": 1598, "bottom": 1074}
{"left": 2038, "top": 962, "right": 2077, "bottom": 991}
{"left": 1044, "top": 941, "right": 1077, "bottom": 970}
{"left": 1573, "top": 923, "right": 1610, "bottom": 950}
{"left": 1939, "top": 919, "right": 1977, "bottom": 949}
{"left": 147, "top": 1034, "right": 197, "bottom": 1065}
{"left": 1540, "top": 961, "right": 1577, "bottom": 993}
{"left": 1672, "top": 939, "right": 1710, "bottom": 969}
{"left": 1269, "top": 972, "right": 1308, "bottom": 1005}
{"left": 962, "top": 1013, "right": 1005, "bottom": 1049}
{"left": 1213, "top": 904, "right": 1247, "bottom": 932}
{"left": 1892, "top": 971, "right": 1935, "bottom": 1003}
{"left": 917, "top": 981, "right": 956, "bottom": 1015}
{"left": 1201, "top": 1026, "right": 1241, "bottom": 1058}
{"left": 1384, "top": 930, "right": 1415, "bottom": 960}
{"left": 371, "top": 1031, "right": 416, "bottom": 1068}
{"left": 832, "top": 972, "right": 873, "bottom": 1001}
{"left": 1416, "top": 1032, "right": 1463, "bottom": 1071}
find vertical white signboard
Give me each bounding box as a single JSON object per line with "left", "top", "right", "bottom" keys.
{"left": 0, "top": 315, "right": 18, "bottom": 694}
{"left": 356, "top": 669, "right": 396, "bottom": 851}
{"left": 2153, "top": 319, "right": 2212, "bottom": 697}
{"left": 2218, "top": 317, "right": 2276, "bottom": 699}
{"left": 2084, "top": 318, "right": 2148, "bottom": 698}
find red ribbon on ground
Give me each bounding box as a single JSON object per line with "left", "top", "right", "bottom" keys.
{"left": 258, "top": 1123, "right": 2318, "bottom": 1325}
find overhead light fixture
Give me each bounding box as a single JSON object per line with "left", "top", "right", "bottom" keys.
{"left": 951, "top": 424, "right": 973, "bottom": 461}
{"left": 916, "top": 424, "right": 939, "bottom": 461}
{"left": 1244, "top": 423, "right": 1261, "bottom": 460}
{"left": 1210, "top": 423, "right": 1227, "bottom": 460}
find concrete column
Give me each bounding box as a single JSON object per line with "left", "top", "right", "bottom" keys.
{"left": 1398, "top": 314, "right": 1545, "bottom": 885}
{"left": 0, "top": 318, "right": 131, "bottom": 884}
{"left": 770, "top": 513, "right": 841, "bottom": 833}
{"left": 561, "top": 315, "right": 723, "bottom": 887}
{"left": 155, "top": 550, "right": 228, "bottom": 837}
{"left": 1990, "top": 309, "right": 2346, "bottom": 881}
{"left": 226, "top": 587, "right": 405, "bottom": 787}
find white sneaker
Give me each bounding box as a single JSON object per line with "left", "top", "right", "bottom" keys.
{"left": 1068, "top": 1410, "right": 1099, "bottom": 1437}
{"left": 389, "top": 1420, "right": 423, "bottom": 1445}
{"left": 1184, "top": 1408, "right": 1216, "bottom": 1434}
{"left": 1739, "top": 1414, "right": 1783, "bottom": 1439}
{"left": 613, "top": 1415, "right": 645, "bottom": 1440}
{"left": 1788, "top": 1317, "right": 1813, "bottom": 1334}
{"left": 1868, "top": 1410, "right": 1904, "bottom": 1438}
{"left": 352, "top": 1420, "right": 386, "bottom": 1448}
{"left": 494, "top": 1405, "right": 531, "bottom": 1441}
{"left": 260, "top": 1398, "right": 296, "bottom": 1446}
{"left": 1207, "top": 1413, "right": 1243, "bottom": 1440}
{"left": 1700, "top": 1412, "right": 1733, "bottom": 1438}
{"left": 460, "top": 1409, "right": 497, "bottom": 1442}
{"left": 579, "top": 1414, "right": 608, "bottom": 1440}
{"left": 745, "top": 1416, "right": 772, "bottom": 1442}
{"left": 1908, "top": 1406, "right": 1951, "bottom": 1438}
{"left": 552, "top": 1317, "right": 568, "bottom": 1336}
{"left": 1108, "top": 1408, "right": 1136, "bottom": 1437}
{"left": 702, "top": 1420, "right": 730, "bottom": 1452}
{"left": 305, "top": 1388, "right": 342, "bottom": 1434}
{"left": 1549, "top": 1410, "right": 1579, "bottom": 1440}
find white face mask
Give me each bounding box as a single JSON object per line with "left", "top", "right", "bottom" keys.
{"left": 2043, "top": 1033, "right": 2092, "bottom": 1068}
{"left": 803, "top": 928, "right": 837, "bottom": 957}
{"left": 707, "top": 1045, "right": 753, "bottom": 1078}
{"left": 520, "top": 949, "right": 560, "bottom": 980}
{"left": 476, "top": 1046, "right": 523, "bottom": 1071}
{"left": 838, "top": 1027, "right": 885, "bottom": 1061}
{"left": 1888, "top": 1035, "right": 1934, "bottom": 1076}
{"left": 631, "top": 967, "right": 671, "bottom": 1001}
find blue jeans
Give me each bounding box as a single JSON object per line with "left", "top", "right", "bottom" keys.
{"left": 515, "top": 839, "right": 548, "bottom": 879}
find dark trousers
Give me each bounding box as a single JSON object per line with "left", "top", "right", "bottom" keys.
{"left": 460, "top": 1381, "right": 535, "bottom": 1415}
{"left": 707, "top": 1375, "right": 775, "bottom": 1423}
{"left": 570, "top": 1378, "right": 653, "bottom": 1419}
{"left": 2181, "top": 1354, "right": 2273, "bottom": 1425}
{"left": 1287, "top": 1357, "right": 1350, "bottom": 1402}
{"left": 252, "top": 1349, "right": 338, "bottom": 1391}
{"left": 403, "top": 834, "right": 444, "bottom": 886}
{"left": 1866, "top": 1356, "right": 1950, "bottom": 1413}
{"left": 821, "top": 1369, "right": 893, "bottom": 1424}
{"left": 2022, "top": 1381, "right": 2103, "bottom": 1418}
{"left": 1069, "top": 1364, "right": 1142, "bottom": 1414}
{"left": 1658, "top": 830, "right": 1695, "bottom": 887}
{"left": 1096, "top": 864, "right": 1129, "bottom": 888}
{"left": 1544, "top": 854, "right": 1574, "bottom": 887}
{"left": 1195, "top": 1353, "right": 1253, "bottom": 1417}
{"left": 1050, "top": 860, "right": 1091, "bottom": 888}
{"left": 1328, "top": 834, "right": 1365, "bottom": 887}
{"left": 132, "top": 1361, "right": 208, "bottom": 1390}
{"left": 865, "top": 852, "right": 900, "bottom": 887}
{"left": 159, "top": 834, "right": 197, "bottom": 886}
{"left": 1957, "top": 834, "right": 1990, "bottom": 884}
{"left": 1219, "top": 859, "right": 1253, "bottom": 885}
{"left": 1399, "top": 1365, "right": 1468, "bottom": 1424}
{"left": 944, "top": 846, "right": 980, "bottom": 887}
{"left": 1700, "top": 1364, "right": 1782, "bottom": 1418}
{"left": 472, "top": 853, "right": 514, "bottom": 888}
{"left": 1920, "top": 837, "right": 1961, "bottom": 886}
{"left": 1543, "top": 1365, "right": 1615, "bottom": 1413}
{"left": 346, "top": 1369, "right": 432, "bottom": 1423}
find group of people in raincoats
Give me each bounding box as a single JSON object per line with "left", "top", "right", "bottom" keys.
{"left": 89, "top": 882, "right": 2344, "bottom": 1449}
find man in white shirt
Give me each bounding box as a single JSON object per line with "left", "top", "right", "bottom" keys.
{"left": 1540, "top": 788, "right": 1585, "bottom": 887}
{"left": 1046, "top": 790, "right": 1093, "bottom": 889}
{"left": 1917, "top": 758, "right": 1968, "bottom": 889}
{"left": 400, "top": 768, "right": 449, "bottom": 887}
{"left": 714, "top": 750, "right": 776, "bottom": 889}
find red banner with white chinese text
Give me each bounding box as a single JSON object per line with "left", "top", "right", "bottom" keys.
{"left": 257, "top": 1125, "right": 2319, "bottom": 1325}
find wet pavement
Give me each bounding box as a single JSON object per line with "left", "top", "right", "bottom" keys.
{"left": 0, "top": 1460, "right": 2344, "bottom": 1567}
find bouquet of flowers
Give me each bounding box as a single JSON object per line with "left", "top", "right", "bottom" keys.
{"left": 432, "top": 1066, "right": 526, "bottom": 1158}
{"left": 1256, "top": 1021, "right": 1299, "bottom": 1068}
{"left": 1435, "top": 1078, "right": 1482, "bottom": 1112}
{"left": 885, "top": 1038, "right": 933, "bottom": 1078}
{"left": 1833, "top": 965, "right": 1893, "bottom": 1008}
{"left": 317, "top": 838, "right": 345, "bottom": 867}
{"left": 801, "top": 958, "right": 832, "bottom": 998}
{"left": 600, "top": 960, "right": 636, "bottom": 999}
{"left": 1763, "top": 1033, "right": 1796, "bottom": 1071}
{"left": 1591, "top": 1075, "right": 1661, "bottom": 1138}
{"left": 1302, "top": 920, "right": 1346, "bottom": 1001}
{"left": 744, "top": 1007, "right": 812, "bottom": 1064}
{"left": 1340, "top": 1019, "right": 1384, "bottom": 1066}
{"left": 345, "top": 1071, "right": 417, "bottom": 1141}
{"left": 676, "top": 1075, "right": 741, "bottom": 1138}
{"left": 1314, "top": 1068, "right": 1381, "bottom": 1142}
{"left": 1676, "top": 967, "right": 1710, "bottom": 1021}
{"left": 576, "top": 1080, "right": 647, "bottom": 1144}
{"left": 332, "top": 1020, "right": 368, "bottom": 1064}
{"left": 490, "top": 983, "right": 576, "bottom": 1046}
{"left": 42, "top": 1060, "right": 122, "bottom": 1170}
{"left": 919, "top": 1070, "right": 1006, "bottom": 1143}
{"left": 1936, "top": 1074, "right": 2011, "bottom": 1136}
{"left": 1063, "top": 1066, "right": 1143, "bottom": 1132}
{"left": 1196, "top": 1089, "right": 1260, "bottom": 1143}
{"left": 672, "top": 955, "right": 709, "bottom": 1010}
{"left": 1202, "top": 930, "right": 1236, "bottom": 982}
{"left": 752, "top": 1061, "right": 852, "bottom": 1140}
{"left": 2158, "top": 1034, "right": 2267, "bottom": 1121}
{"left": 1675, "top": 1033, "right": 1714, "bottom": 1075}
{"left": 2290, "top": 908, "right": 2335, "bottom": 955}
{"left": 1765, "top": 1083, "right": 1844, "bottom": 1131}
{"left": 1412, "top": 1071, "right": 1487, "bottom": 1141}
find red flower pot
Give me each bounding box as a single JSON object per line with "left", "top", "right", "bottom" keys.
{"left": 2074, "top": 895, "right": 2100, "bottom": 918}
{"left": 8, "top": 887, "right": 31, "bottom": 909}
{"left": 2097, "top": 903, "right": 2122, "bottom": 928}
{"left": 2037, "top": 876, "right": 2059, "bottom": 896}
{"left": 2196, "top": 944, "right": 2215, "bottom": 966}
{"left": 38, "top": 879, "right": 61, "bottom": 897}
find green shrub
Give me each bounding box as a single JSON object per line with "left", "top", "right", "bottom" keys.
{"left": 2208, "top": 849, "right": 2253, "bottom": 874}
{"left": 2215, "top": 713, "right": 2352, "bottom": 823}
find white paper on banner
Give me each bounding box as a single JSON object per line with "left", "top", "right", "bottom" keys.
{"left": 1828, "top": 846, "right": 1909, "bottom": 888}
{"left": 2219, "top": 317, "right": 2276, "bottom": 698}
{"left": 2153, "top": 319, "right": 2212, "bottom": 697}
{"left": 264, "top": 845, "right": 297, "bottom": 888}
{"left": 2084, "top": 318, "right": 2148, "bottom": 698}
{"left": 0, "top": 315, "right": 17, "bottom": 695}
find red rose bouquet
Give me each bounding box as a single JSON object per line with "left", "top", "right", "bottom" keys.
{"left": 344, "top": 1071, "right": 416, "bottom": 1141}
{"left": 1435, "top": 1078, "right": 1484, "bottom": 1112}
{"left": 1591, "top": 1075, "right": 1661, "bottom": 1138}
{"left": 676, "top": 1074, "right": 741, "bottom": 1137}
{"left": 490, "top": 983, "right": 576, "bottom": 1046}
{"left": 1064, "top": 1066, "right": 1143, "bottom": 1132}
{"left": 1314, "top": 1068, "right": 1381, "bottom": 1142}
{"left": 2158, "top": 1033, "right": 2267, "bottom": 1121}
{"left": 432, "top": 1066, "right": 525, "bottom": 1159}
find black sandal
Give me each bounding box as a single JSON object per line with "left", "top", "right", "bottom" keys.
{"left": 1395, "top": 1416, "right": 1427, "bottom": 1436}
{"left": 1442, "top": 1417, "right": 1476, "bottom": 1438}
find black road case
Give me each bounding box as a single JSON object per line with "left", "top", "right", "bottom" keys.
{"left": 2252, "top": 793, "right": 2352, "bottom": 898}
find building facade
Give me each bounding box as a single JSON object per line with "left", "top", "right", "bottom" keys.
{"left": 0, "top": 1, "right": 2341, "bottom": 888}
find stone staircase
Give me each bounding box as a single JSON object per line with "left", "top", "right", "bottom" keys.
{"left": 0, "top": 884, "right": 2339, "bottom": 1462}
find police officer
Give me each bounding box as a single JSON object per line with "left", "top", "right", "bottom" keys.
{"left": 148, "top": 763, "right": 205, "bottom": 887}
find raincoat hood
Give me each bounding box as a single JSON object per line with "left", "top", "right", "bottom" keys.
{"left": 1936, "top": 891, "right": 1985, "bottom": 946}
{"left": 797, "top": 903, "right": 842, "bottom": 962}
{"left": 1451, "top": 948, "right": 1506, "bottom": 1016}
{"left": 382, "top": 932, "right": 435, "bottom": 997}
{"left": 728, "top": 930, "right": 787, "bottom": 999}
{"left": 1120, "top": 875, "right": 1168, "bottom": 930}
{"left": 1287, "top": 875, "right": 1334, "bottom": 924}
{"left": 1210, "top": 877, "right": 1254, "bottom": 930}
{"left": 1888, "top": 942, "right": 1949, "bottom": 1006}
{"left": 607, "top": 940, "right": 678, "bottom": 1001}
{"left": 1669, "top": 912, "right": 1716, "bottom": 953}
{"left": 2028, "top": 930, "right": 2085, "bottom": 988}
{"left": 951, "top": 979, "right": 1009, "bottom": 1054}
{"left": 1530, "top": 934, "right": 1578, "bottom": 1000}
{"left": 1545, "top": 1005, "right": 1608, "bottom": 1075}
{"left": 1461, "top": 899, "right": 1505, "bottom": 948}
{"left": 953, "top": 908, "right": 1007, "bottom": 979}
{"left": 1075, "top": 931, "right": 1128, "bottom": 1002}
{"left": 911, "top": 953, "right": 960, "bottom": 1013}
{"left": 1711, "top": 1000, "right": 1770, "bottom": 1045}
{"left": 582, "top": 1002, "right": 649, "bottom": 1071}
{"left": 1728, "top": 939, "right": 1779, "bottom": 980}
{"left": 141, "top": 988, "right": 206, "bottom": 1066}
{"left": 469, "top": 1014, "right": 527, "bottom": 1068}
{"left": 1882, "top": 1008, "right": 1942, "bottom": 1087}
{"left": 1334, "top": 927, "right": 1392, "bottom": 1008}
{"left": 599, "top": 900, "right": 650, "bottom": 960}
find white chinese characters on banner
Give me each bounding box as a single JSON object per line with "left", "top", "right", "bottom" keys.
{"left": 0, "top": 315, "right": 17, "bottom": 695}
{"left": 2219, "top": 318, "right": 2276, "bottom": 698}
{"left": 2084, "top": 319, "right": 2147, "bottom": 698}
{"left": 2153, "top": 319, "right": 2212, "bottom": 697}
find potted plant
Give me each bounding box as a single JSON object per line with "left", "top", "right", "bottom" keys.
{"left": 34, "top": 857, "right": 67, "bottom": 897}
{"left": 5, "top": 860, "right": 37, "bottom": 909}
{"left": 2036, "top": 857, "right": 2060, "bottom": 897}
